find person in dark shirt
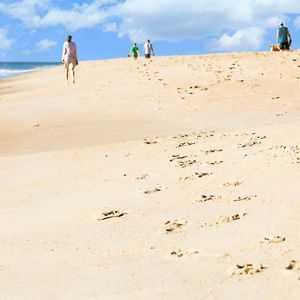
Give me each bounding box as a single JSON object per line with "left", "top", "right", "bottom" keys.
{"left": 277, "top": 22, "right": 292, "bottom": 51}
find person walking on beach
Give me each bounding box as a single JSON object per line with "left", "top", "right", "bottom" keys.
{"left": 129, "top": 43, "right": 139, "bottom": 60}
{"left": 62, "top": 35, "right": 78, "bottom": 84}
{"left": 277, "top": 22, "right": 292, "bottom": 51}
{"left": 144, "top": 40, "right": 154, "bottom": 59}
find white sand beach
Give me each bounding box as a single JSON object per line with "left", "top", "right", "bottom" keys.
{"left": 1, "top": 52, "right": 300, "bottom": 299}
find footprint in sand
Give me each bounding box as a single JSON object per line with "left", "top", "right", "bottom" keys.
{"left": 232, "top": 264, "right": 267, "bottom": 276}
{"left": 233, "top": 195, "right": 257, "bottom": 202}
{"left": 180, "top": 172, "right": 212, "bottom": 181}
{"left": 200, "top": 213, "right": 247, "bottom": 228}
{"left": 97, "top": 210, "right": 127, "bottom": 221}
{"left": 196, "top": 194, "right": 219, "bottom": 203}
{"left": 144, "top": 139, "right": 158, "bottom": 145}
{"left": 286, "top": 260, "right": 297, "bottom": 270}
{"left": 136, "top": 174, "right": 149, "bottom": 180}
{"left": 196, "top": 131, "right": 215, "bottom": 138}
{"left": 270, "top": 145, "right": 300, "bottom": 164}
{"left": 223, "top": 181, "right": 243, "bottom": 187}
{"left": 177, "top": 141, "right": 196, "bottom": 148}
{"left": 144, "top": 187, "right": 162, "bottom": 194}
{"left": 170, "top": 249, "right": 188, "bottom": 257}
{"left": 203, "top": 149, "right": 223, "bottom": 154}
{"left": 169, "top": 155, "right": 188, "bottom": 162}
{"left": 165, "top": 220, "right": 187, "bottom": 234}
{"left": 261, "top": 236, "right": 286, "bottom": 244}
{"left": 170, "top": 249, "right": 199, "bottom": 257}
{"left": 207, "top": 160, "right": 223, "bottom": 165}
{"left": 172, "top": 132, "right": 215, "bottom": 142}
{"left": 238, "top": 136, "right": 266, "bottom": 148}
{"left": 177, "top": 159, "right": 197, "bottom": 168}
{"left": 189, "top": 85, "right": 208, "bottom": 91}
{"left": 172, "top": 133, "right": 189, "bottom": 139}
{"left": 176, "top": 87, "right": 184, "bottom": 95}
{"left": 284, "top": 260, "right": 300, "bottom": 280}
{"left": 234, "top": 132, "right": 256, "bottom": 137}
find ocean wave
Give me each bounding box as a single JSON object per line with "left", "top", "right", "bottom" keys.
{"left": 0, "top": 69, "right": 34, "bottom": 77}
{"left": 0, "top": 63, "right": 60, "bottom": 78}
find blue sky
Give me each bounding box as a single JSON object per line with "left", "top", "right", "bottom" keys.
{"left": 0, "top": 0, "right": 300, "bottom": 62}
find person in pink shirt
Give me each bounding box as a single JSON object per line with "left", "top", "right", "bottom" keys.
{"left": 62, "top": 35, "right": 78, "bottom": 84}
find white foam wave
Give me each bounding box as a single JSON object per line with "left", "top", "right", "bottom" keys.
{"left": 0, "top": 69, "right": 34, "bottom": 77}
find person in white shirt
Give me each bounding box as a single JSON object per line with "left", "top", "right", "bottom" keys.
{"left": 143, "top": 40, "right": 154, "bottom": 59}
{"left": 62, "top": 35, "right": 78, "bottom": 84}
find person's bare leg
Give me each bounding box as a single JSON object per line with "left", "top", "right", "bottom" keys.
{"left": 72, "top": 69, "right": 75, "bottom": 83}
{"left": 65, "top": 68, "right": 69, "bottom": 84}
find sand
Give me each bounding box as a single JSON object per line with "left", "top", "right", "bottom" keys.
{"left": 0, "top": 52, "right": 300, "bottom": 299}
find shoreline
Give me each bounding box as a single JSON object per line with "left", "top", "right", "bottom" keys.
{"left": 0, "top": 62, "right": 60, "bottom": 80}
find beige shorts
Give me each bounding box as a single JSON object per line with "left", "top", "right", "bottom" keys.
{"left": 64, "top": 57, "right": 77, "bottom": 69}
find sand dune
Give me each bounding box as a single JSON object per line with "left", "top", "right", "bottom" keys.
{"left": 0, "top": 52, "right": 300, "bottom": 299}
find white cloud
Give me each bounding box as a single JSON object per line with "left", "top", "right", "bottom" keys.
{"left": 36, "top": 38, "right": 57, "bottom": 52}
{"left": 212, "top": 28, "right": 265, "bottom": 52}
{"left": 0, "top": 0, "right": 116, "bottom": 31}
{"left": 39, "top": 0, "right": 117, "bottom": 31}
{"left": 0, "top": 0, "right": 300, "bottom": 52}
{"left": 0, "top": 0, "right": 50, "bottom": 28}
{"left": 111, "top": 0, "right": 300, "bottom": 46}
{"left": 0, "top": 28, "right": 14, "bottom": 51}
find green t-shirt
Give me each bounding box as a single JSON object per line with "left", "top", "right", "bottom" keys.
{"left": 131, "top": 46, "right": 139, "bottom": 57}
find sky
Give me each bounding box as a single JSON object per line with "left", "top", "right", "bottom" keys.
{"left": 0, "top": 0, "right": 300, "bottom": 62}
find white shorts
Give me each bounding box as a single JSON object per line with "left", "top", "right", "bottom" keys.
{"left": 64, "top": 57, "right": 77, "bottom": 69}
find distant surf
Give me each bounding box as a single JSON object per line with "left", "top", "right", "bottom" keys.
{"left": 0, "top": 62, "right": 60, "bottom": 79}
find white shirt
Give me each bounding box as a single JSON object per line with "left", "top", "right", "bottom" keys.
{"left": 144, "top": 42, "right": 154, "bottom": 55}
{"left": 62, "top": 41, "right": 77, "bottom": 61}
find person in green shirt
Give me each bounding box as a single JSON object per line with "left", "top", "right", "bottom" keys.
{"left": 129, "top": 43, "right": 139, "bottom": 60}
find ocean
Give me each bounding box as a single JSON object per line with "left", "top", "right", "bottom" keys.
{"left": 0, "top": 62, "right": 60, "bottom": 79}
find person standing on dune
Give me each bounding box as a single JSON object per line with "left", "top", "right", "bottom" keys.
{"left": 144, "top": 40, "right": 154, "bottom": 59}
{"left": 277, "top": 22, "right": 292, "bottom": 51}
{"left": 129, "top": 43, "right": 139, "bottom": 60}
{"left": 62, "top": 35, "right": 78, "bottom": 84}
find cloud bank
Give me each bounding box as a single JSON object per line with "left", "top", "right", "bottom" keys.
{"left": 112, "top": 0, "right": 300, "bottom": 50}
{"left": 0, "top": 0, "right": 300, "bottom": 53}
